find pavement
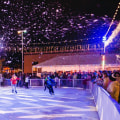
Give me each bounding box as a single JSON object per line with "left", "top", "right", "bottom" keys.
{"left": 0, "top": 86, "right": 99, "bottom": 120}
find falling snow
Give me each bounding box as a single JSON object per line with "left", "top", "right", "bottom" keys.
{"left": 0, "top": 0, "right": 119, "bottom": 68}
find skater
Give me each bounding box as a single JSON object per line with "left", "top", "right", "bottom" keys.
{"left": 44, "top": 77, "right": 48, "bottom": 91}
{"left": 10, "top": 74, "right": 19, "bottom": 93}
{"left": 44, "top": 76, "right": 55, "bottom": 95}
{"left": 54, "top": 76, "right": 59, "bottom": 88}
{"left": 25, "top": 74, "right": 29, "bottom": 88}
{"left": 47, "top": 78, "right": 54, "bottom": 95}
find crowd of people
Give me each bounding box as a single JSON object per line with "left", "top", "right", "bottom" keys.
{"left": 40, "top": 70, "right": 120, "bottom": 102}
{"left": 0, "top": 70, "right": 120, "bottom": 102}
{"left": 93, "top": 70, "right": 120, "bottom": 103}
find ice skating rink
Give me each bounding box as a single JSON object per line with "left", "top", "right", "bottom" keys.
{"left": 0, "top": 87, "right": 99, "bottom": 120}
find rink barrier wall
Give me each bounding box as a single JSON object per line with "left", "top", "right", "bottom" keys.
{"left": 91, "top": 83, "right": 120, "bottom": 120}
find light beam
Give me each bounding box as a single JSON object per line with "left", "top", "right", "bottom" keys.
{"left": 105, "top": 22, "right": 120, "bottom": 47}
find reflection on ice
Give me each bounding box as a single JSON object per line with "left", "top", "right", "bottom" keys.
{"left": 40, "top": 99, "right": 64, "bottom": 103}
{"left": 18, "top": 113, "right": 84, "bottom": 119}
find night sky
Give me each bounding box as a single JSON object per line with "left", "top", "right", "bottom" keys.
{"left": 63, "top": 0, "right": 120, "bottom": 18}
{"left": 0, "top": 0, "right": 119, "bottom": 68}
{"left": 0, "top": 0, "right": 119, "bottom": 48}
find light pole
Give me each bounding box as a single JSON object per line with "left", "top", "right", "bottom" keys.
{"left": 17, "top": 30, "right": 27, "bottom": 75}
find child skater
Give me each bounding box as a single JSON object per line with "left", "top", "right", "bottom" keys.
{"left": 11, "top": 74, "right": 19, "bottom": 93}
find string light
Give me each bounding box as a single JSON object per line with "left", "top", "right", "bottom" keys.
{"left": 1, "top": 37, "right": 102, "bottom": 46}
{"left": 104, "top": 2, "right": 120, "bottom": 38}
{"left": 24, "top": 37, "right": 102, "bottom": 46}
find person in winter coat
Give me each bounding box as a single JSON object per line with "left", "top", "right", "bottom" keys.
{"left": 44, "top": 76, "right": 54, "bottom": 95}
{"left": 107, "top": 75, "right": 119, "bottom": 102}
{"left": 54, "top": 76, "right": 59, "bottom": 88}
{"left": 103, "top": 72, "right": 110, "bottom": 90}
{"left": 112, "top": 72, "right": 120, "bottom": 102}
{"left": 44, "top": 77, "right": 48, "bottom": 91}
{"left": 25, "top": 75, "right": 29, "bottom": 88}
{"left": 47, "top": 78, "right": 55, "bottom": 95}
{"left": 112, "top": 72, "right": 120, "bottom": 84}
{"left": 10, "top": 74, "right": 19, "bottom": 93}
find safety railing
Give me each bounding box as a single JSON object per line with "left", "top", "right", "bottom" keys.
{"left": 29, "top": 78, "right": 91, "bottom": 89}
{"left": 29, "top": 79, "right": 44, "bottom": 87}
{"left": 2, "top": 78, "right": 91, "bottom": 89}
{"left": 1, "top": 79, "right": 11, "bottom": 86}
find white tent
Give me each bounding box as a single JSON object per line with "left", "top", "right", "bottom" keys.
{"left": 32, "top": 54, "right": 120, "bottom": 73}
